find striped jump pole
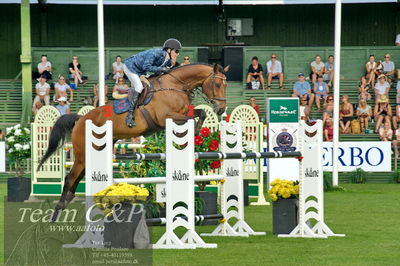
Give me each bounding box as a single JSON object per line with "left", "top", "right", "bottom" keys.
{"left": 146, "top": 214, "right": 224, "bottom": 226}
{"left": 114, "top": 151, "right": 301, "bottom": 161}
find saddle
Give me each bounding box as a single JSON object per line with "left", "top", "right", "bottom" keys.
{"left": 113, "top": 78, "right": 155, "bottom": 115}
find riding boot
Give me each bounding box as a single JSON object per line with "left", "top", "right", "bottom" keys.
{"left": 126, "top": 89, "right": 140, "bottom": 128}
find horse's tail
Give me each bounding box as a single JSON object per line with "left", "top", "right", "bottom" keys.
{"left": 37, "top": 114, "right": 81, "bottom": 171}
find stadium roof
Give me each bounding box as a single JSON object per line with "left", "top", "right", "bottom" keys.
{"left": 2, "top": 0, "right": 397, "bottom": 5}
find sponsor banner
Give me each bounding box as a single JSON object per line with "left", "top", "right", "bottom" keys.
{"left": 268, "top": 122, "right": 299, "bottom": 183}
{"left": 322, "top": 141, "right": 392, "bottom": 172}
{"left": 0, "top": 142, "right": 5, "bottom": 172}
{"left": 268, "top": 123, "right": 299, "bottom": 152}
{"left": 267, "top": 97, "right": 299, "bottom": 123}
{"left": 156, "top": 183, "right": 166, "bottom": 203}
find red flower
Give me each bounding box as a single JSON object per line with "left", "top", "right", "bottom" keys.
{"left": 225, "top": 114, "right": 231, "bottom": 122}
{"left": 210, "top": 160, "right": 221, "bottom": 169}
{"left": 187, "top": 104, "right": 194, "bottom": 117}
{"left": 195, "top": 158, "right": 200, "bottom": 163}
{"left": 208, "top": 140, "right": 219, "bottom": 151}
{"left": 200, "top": 127, "right": 211, "bottom": 138}
{"left": 194, "top": 136, "right": 203, "bottom": 146}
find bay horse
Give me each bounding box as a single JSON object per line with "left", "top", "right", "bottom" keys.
{"left": 38, "top": 63, "right": 229, "bottom": 221}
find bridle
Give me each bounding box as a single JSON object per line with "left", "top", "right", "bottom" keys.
{"left": 156, "top": 70, "right": 227, "bottom": 105}
{"left": 202, "top": 72, "right": 227, "bottom": 104}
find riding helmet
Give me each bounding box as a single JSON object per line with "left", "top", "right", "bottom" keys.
{"left": 162, "top": 38, "right": 182, "bottom": 51}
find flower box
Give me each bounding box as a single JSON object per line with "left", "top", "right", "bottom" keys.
{"left": 7, "top": 177, "right": 31, "bottom": 202}
{"left": 195, "top": 191, "right": 218, "bottom": 225}
{"left": 272, "top": 198, "right": 298, "bottom": 235}
{"left": 104, "top": 203, "right": 145, "bottom": 248}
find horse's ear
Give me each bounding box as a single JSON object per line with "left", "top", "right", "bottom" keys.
{"left": 213, "top": 63, "right": 219, "bottom": 73}
{"left": 223, "top": 65, "right": 230, "bottom": 73}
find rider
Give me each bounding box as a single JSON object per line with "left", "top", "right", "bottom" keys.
{"left": 123, "top": 38, "right": 182, "bottom": 127}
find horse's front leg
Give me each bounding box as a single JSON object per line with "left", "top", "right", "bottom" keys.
{"left": 193, "top": 108, "right": 207, "bottom": 135}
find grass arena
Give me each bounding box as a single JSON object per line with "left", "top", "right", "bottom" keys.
{"left": 0, "top": 1, "right": 400, "bottom": 265}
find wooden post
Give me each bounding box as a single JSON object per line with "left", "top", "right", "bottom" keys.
{"left": 20, "top": 0, "right": 32, "bottom": 124}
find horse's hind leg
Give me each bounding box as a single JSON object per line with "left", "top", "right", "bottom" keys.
{"left": 51, "top": 162, "right": 85, "bottom": 222}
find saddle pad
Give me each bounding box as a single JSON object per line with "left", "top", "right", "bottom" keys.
{"left": 113, "top": 83, "right": 154, "bottom": 115}
{"left": 113, "top": 98, "right": 131, "bottom": 114}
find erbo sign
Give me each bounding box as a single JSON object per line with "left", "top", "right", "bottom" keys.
{"left": 322, "top": 141, "right": 392, "bottom": 172}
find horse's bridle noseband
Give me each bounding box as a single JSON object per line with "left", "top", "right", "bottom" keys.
{"left": 207, "top": 73, "right": 227, "bottom": 103}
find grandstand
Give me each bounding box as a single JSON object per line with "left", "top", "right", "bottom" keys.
{"left": 0, "top": 1, "right": 399, "bottom": 182}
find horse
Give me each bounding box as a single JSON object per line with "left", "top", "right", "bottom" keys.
{"left": 38, "top": 63, "right": 229, "bottom": 221}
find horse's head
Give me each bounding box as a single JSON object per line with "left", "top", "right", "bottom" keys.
{"left": 201, "top": 64, "right": 230, "bottom": 115}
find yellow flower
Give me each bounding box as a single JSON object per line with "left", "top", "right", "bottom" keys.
{"left": 270, "top": 193, "right": 278, "bottom": 201}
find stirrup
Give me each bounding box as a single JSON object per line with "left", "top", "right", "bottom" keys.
{"left": 126, "top": 112, "right": 136, "bottom": 128}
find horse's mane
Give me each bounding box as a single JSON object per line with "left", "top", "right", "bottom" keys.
{"left": 148, "top": 63, "right": 225, "bottom": 80}
{"left": 171, "top": 63, "right": 226, "bottom": 75}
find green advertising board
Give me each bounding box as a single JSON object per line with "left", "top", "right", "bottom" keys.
{"left": 267, "top": 97, "right": 299, "bottom": 123}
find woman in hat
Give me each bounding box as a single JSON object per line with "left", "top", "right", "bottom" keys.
{"left": 356, "top": 99, "right": 373, "bottom": 131}
{"left": 374, "top": 95, "right": 392, "bottom": 133}
{"left": 374, "top": 74, "right": 390, "bottom": 103}
{"left": 55, "top": 96, "right": 70, "bottom": 116}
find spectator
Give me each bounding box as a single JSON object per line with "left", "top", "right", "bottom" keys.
{"left": 32, "top": 75, "right": 50, "bottom": 114}
{"left": 397, "top": 78, "right": 400, "bottom": 104}
{"left": 0, "top": 129, "right": 4, "bottom": 141}
{"left": 310, "top": 55, "right": 325, "bottom": 84}
{"left": 313, "top": 75, "right": 329, "bottom": 112}
{"left": 356, "top": 99, "right": 372, "bottom": 132}
{"left": 93, "top": 83, "right": 109, "bottom": 107}
{"left": 112, "top": 78, "right": 129, "bottom": 99}
{"left": 34, "top": 55, "right": 52, "bottom": 80}
{"left": 323, "top": 55, "right": 334, "bottom": 86}
{"left": 365, "top": 55, "right": 378, "bottom": 90}
{"left": 68, "top": 56, "right": 85, "bottom": 87}
{"left": 358, "top": 76, "right": 371, "bottom": 101}
{"left": 181, "top": 56, "right": 191, "bottom": 65}
{"left": 55, "top": 97, "right": 70, "bottom": 116}
{"left": 112, "top": 55, "right": 125, "bottom": 83}
{"left": 392, "top": 128, "right": 400, "bottom": 159}
{"left": 395, "top": 33, "right": 400, "bottom": 46}
{"left": 339, "top": 95, "right": 353, "bottom": 133}
{"left": 379, "top": 122, "right": 392, "bottom": 141}
{"left": 249, "top": 97, "right": 260, "bottom": 114}
{"left": 32, "top": 100, "right": 44, "bottom": 117}
{"left": 392, "top": 102, "right": 400, "bottom": 129}
{"left": 299, "top": 96, "right": 310, "bottom": 121}
{"left": 381, "top": 54, "right": 395, "bottom": 82}
{"left": 54, "top": 75, "right": 73, "bottom": 102}
{"left": 374, "top": 95, "right": 392, "bottom": 133}
{"left": 323, "top": 95, "right": 334, "bottom": 124}
{"left": 292, "top": 73, "right": 314, "bottom": 108}
{"left": 324, "top": 119, "right": 334, "bottom": 142}
{"left": 266, "top": 53, "right": 284, "bottom": 90}
{"left": 374, "top": 74, "right": 390, "bottom": 103}
{"left": 246, "top": 56, "right": 265, "bottom": 90}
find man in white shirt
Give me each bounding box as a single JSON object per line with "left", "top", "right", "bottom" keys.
{"left": 37, "top": 55, "right": 52, "bottom": 80}
{"left": 381, "top": 53, "right": 395, "bottom": 82}
{"left": 266, "top": 53, "right": 284, "bottom": 90}
{"left": 395, "top": 33, "right": 400, "bottom": 46}
{"left": 32, "top": 75, "right": 50, "bottom": 114}
{"left": 310, "top": 55, "right": 325, "bottom": 84}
